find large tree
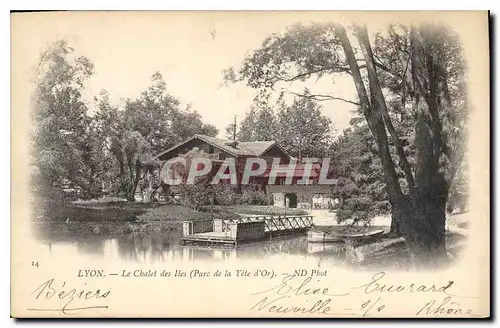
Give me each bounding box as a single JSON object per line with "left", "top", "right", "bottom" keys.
{"left": 226, "top": 22, "right": 467, "bottom": 265}
{"left": 226, "top": 93, "right": 334, "bottom": 158}
{"left": 122, "top": 72, "right": 218, "bottom": 155}
{"left": 92, "top": 73, "right": 220, "bottom": 202}
{"left": 32, "top": 42, "right": 221, "bottom": 205}
{"left": 237, "top": 103, "right": 279, "bottom": 142}
{"left": 31, "top": 39, "right": 100, "bottom": 202}
{"left": 92, "top": 92, "right": 154, "bottom": 201}
{"left": 277, "top": 92, "right": 334, "bottom": 158}
{"left": 331, "top": 119, "right": 391, "bottom": 225}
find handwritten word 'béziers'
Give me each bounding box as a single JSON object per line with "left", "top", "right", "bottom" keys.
{"left": 27, "top": 278, "right": 111, "bottom": 314}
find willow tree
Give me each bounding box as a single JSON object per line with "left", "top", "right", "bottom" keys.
{"left": 31, "top": 40, "right": 99, "bottom": 201}
{"left": 226, "top": 22, "right": 467, "bottom": 265}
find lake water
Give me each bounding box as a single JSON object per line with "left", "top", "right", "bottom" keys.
{"left": 33, "top": 221, "right": 352, "bottom": 263}
{"left": 30, "top": 209, "right": 465, "bottom": 270}
{"left": 31, "top": 220, "right": 418, "bottom": 271}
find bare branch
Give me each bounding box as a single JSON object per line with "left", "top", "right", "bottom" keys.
{"left": 272, "top": 66, "right": 351, "bottom": 84}
{"left": 283, "top": 90, "right": 361, "bottom": 106}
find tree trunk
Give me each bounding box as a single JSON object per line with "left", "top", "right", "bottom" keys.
{"left": 389, "top": 199, "right": 407, "bottom": 234}
{"left": 142, "top": 170, "right": 157, "bottom": 203}
{"left": 403, "top": 25, "right": 448, "bottom": 265}
{"left": 125, "top": 189, "right": 136, "bottom": 202}
{"left": 406, "top": 187, "right": 447, "bottom": 267}
{"left": 336, "top": 23, "right": 450, "bottom": 266}
{"left": 402, "top": 104, "right": 448, "bottom": 266}
{"left": 335, "top": 24, "right": 408, "bottom": 235}
{"left": 161, "top": 184, "right": 171, "bottom": 199}
{"left": 124, "top": 158, "right": 142, "bottom": 202}
{"left": 354, "top": 25, "right": 416, "bottom": 194}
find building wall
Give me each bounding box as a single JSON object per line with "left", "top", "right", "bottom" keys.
{"left": 158, "top": 138, "right": 336, "bottom": 209}
{"left": 261, "top": 145, "right": 289, "bottom": 163}
{"left": 267, "top": 184, "right": 333, "bottom": 208}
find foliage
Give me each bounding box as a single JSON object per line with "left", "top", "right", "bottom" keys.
{"left": 331, "top": 123, "right": 390, "bottom": 224}
{"left": 121, "top": 72, "right": 218, "bottom": 154}
{"left": 226, "top": 91, "right": 334, "bottom": 158}
{"left": 277, "top": 91, "right": 334, "bottom": 158}
{"left": 240, "top": 188, "right": 269, "bottom": 205}
{"left": 223, "top": 23, "right": 346, "bottom": 89}
{"left": 137, "top": 204, "right": 234, "bottom": 222}
{"left": 32, "top": 40, "right": 220, "bottom": 207}
{"left": 31, "top": 39, "right": 99, "bottom": 202}
{"left": 168, "top": 148, "right": 217, "bottom": 209}
{"left": 228, "top": 205, "right": 308, "bottom": 216}
{"left": 237, "top": 102, "right": 279, "bottom": 142}
{"left": 198, "top": 205, "right": 308, "bottom": 216}
{"left": 178, "top": 178, "right": 215, "bottom": 209}
{"left": 93, "top": 72, "right": 219, "bottom": 201}
{"left": 214, "top": 184, "right": 241, "bottom": 206}
{"left": 226, "top": 22, "right": 469, "bottom": 261}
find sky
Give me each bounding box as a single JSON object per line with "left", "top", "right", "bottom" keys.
{"left": 12, "top": 12, "right": 363, "bottom": 139}
{"left": 12, "top": 11, "right": 487, "bottom": 140}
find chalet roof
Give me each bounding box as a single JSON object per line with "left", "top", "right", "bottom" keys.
{"left": 155, "top": 134, "right": 286, "bottom": 159}
{"left": 261, "top": 163, "right": 322, "bottom": 178}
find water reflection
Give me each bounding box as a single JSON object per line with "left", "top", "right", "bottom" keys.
{"left": 115, "top": 233, "right": 174, "bottom": 262}
{"left": 34, "top": 222, "right": 354, "bottom": 265}
{"left": 77, "top": 237, "right": 106, "bottom": 256}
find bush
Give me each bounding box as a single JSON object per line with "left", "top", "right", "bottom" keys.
{"left": 240, "top": 189, "right": 268, "bottom": 205}
{"left": 177, "top": 176, "right": 214, "bottom": 209}
{"left": 336, "top": 195, "right": 390, "bottom": 225}
{"left": 266, "top": 193, "right": 274, "bottom": 206}
{"left": 214, "top": 184, "right": 241, "bottom": 205}
{"left": 229, "top": 205, "right": 307, "bottom": 216}
{"left": 137, "top": 204, "right": 234, "bottom": 222}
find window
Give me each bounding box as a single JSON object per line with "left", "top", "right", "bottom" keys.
{"left": 208, "top": 146, "right": 214, "bottom": 154}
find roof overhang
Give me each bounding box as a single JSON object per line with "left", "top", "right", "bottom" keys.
{"left": 155, "top": 135, "right": 241, "bottom": 159}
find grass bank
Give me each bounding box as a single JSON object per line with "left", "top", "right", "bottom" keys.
{"left": 35, "top": 202, "right": 311, "bottom": 236}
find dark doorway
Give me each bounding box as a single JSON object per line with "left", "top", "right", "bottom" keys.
{"left": 284, "top": 193, "right": 298, "bottom": 208}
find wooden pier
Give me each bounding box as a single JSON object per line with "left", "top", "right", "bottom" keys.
{"left": 180, "top": 215, "right": 314, "bottom": 246}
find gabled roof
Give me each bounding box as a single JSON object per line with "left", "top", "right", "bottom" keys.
{"left": 155, "top": 134, "right": 288, "bottom": 159}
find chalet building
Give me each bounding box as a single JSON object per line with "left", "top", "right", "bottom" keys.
{"left": 155, "top": 134, "right": 337, "bottom": 209}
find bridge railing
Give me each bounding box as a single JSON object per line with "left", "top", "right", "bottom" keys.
{"left": 182, "top": 219, "right": 213, "bottom": 237}
{"left": 183, "top": 215, "right": 314, "bottom": 237}
{"left": 217, "top": 215, "right": 313, "bottom": 233}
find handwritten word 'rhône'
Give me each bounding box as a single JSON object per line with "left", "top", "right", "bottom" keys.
{"left": 27, "top": 278, "right": 111, "bottom": 314}
{"left": 249, "top": 271, "right": 465, "bottom": 317}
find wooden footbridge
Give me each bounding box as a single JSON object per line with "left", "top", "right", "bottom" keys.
{"left": 180, "top": 215, "right": 314, "bottom": 246}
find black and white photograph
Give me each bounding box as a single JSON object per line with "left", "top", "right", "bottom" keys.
{"left": 10, "top": 11, "right": 490, "bottom": 318}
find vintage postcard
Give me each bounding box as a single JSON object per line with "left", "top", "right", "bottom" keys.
{"left": 11, "top": 11, "right": 490, "bottom": 318}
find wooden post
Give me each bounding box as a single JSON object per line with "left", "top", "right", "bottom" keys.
{"left": 210, "top": 189, "right": 215, "bottom": 221}
{"left": 233, "top": 115, "right": 237, "bottom": 140}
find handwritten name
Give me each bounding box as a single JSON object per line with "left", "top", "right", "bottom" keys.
{"left": 249, "top": 271, "right": 470, "bottom": 317}
{"left": 354, "top": 272, "right": 455, "bottom": 295}
{"left": 28, "top": 278, "right": 111, "bottom": 314}
{"left": 250, "top": 274, "right": 350, "bottom": 315}
{"left": 251, "top": 295, "right": 333, "bottom": 315}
